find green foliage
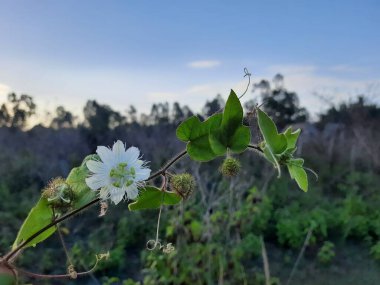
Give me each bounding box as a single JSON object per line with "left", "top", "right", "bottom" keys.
{"left": 275, "top": 205, "right": 329, "bottom": 248}
{"left": 257, "top": 108, "right": 287, "bottom": 155}
{"left": 0, "top": 274, "right": 15, "bottom": 285}
{"left": 209, "top": 90, "right": 250, "bottom": 155}
{"left": 12, "top": 197, "right": 56, "bottom": 250}
{"left": 176, "top": 114, "right": 223, "bottom": 161}
{"left": 339, "top": 194, "right": 370, "bottom": 239}
{"left": 287, "top": 158, "right": 308, "bottom": 192}
{"left": 370, "top": 241, "right": 380, "bottom": 261}
{"left": 317, "top": 241, "right": 335, "bottom": 265}
{"left": 66, "top": 154, "right": 98, "bottom": 209}
{"left": 176, "top": 90, "right": 250, "bottom": 161}
{"left": 257, "top": 108, "right": 308, "bottom": 191}
{"left": 128, "top": 186, "right": 182, "bottom": 211}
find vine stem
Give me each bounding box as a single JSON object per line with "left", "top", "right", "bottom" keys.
{"left": 3, "top": 198, "right": 100, "bottom": 262}
{"left": 147, "top": 149, "right": 187, "bottom": 181}
{"left": 7, "top": 256, "right": 101, "bottom": 279}
{"left": 247, "top": 144, "right": 263, "bottom": 153}
{"left": 3, "top": 149, "right": 187, "bottom": 263}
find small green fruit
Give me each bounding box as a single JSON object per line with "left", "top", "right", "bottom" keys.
{"left": 220, "top": 157, "right": 241, "bottom": 177}
{"left": 170, "top": 173, "right": 196, "bottom": 200}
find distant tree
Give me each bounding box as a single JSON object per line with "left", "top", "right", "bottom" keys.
{"left": 315, "top": 96, "right": 380, "bottom": 171}
{"left": 83, "top": 100, "right": 125, "bottom": 132}
{"left": 171, "top": 102, "right": 194, "bottom": 125}
{"left": 127, "top": 105, "right": 138, "bottom": 124}
{"left": 149, "top": 102, "right": 170, "bottom": 125}
{"left": 318, "top": 96, "right": 380, "bottom": 127}
{"left": 0, "top": 93, "right": 36, "bottom": 129}
{"left": 253, "top": 74, "right": 308, "bottom": 129}
{"left": 50, "top": 106, "right": 75, "bottom": 129}
{"left": 202, "top": 94, "right": 225, "bottom": 117}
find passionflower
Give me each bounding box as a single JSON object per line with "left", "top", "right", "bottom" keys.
{"left": 85, "top": 140, "right": 151, "bottom": 205}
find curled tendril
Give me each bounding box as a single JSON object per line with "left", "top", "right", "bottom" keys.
{"left": 96, "top": 251, "right": 110, "bottom": 261}
{"left": 146, "top": 240, "right": 175, "bottom": 254}
{"left": 239, "top": 67, "right": 252, "bottom": 99}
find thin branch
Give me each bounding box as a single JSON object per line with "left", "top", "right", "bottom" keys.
{"left": 8, "top": 256, "right": 100, "bottom": 279}
{"left": 286, "top": 226, "right": 313, "bottom": 285}
{"left": 247, "top": 144, "right": 263, "bottom": 153}
{"left": 4, "top": 198, "right": 100, "bottom": 262}
{"left": 56, "top": 224, "right": 73, "bottom": 266}
{"left": 147, "top": 149, "right": 187, "bottom": 181}
{"left": 261, "top": 236, "right": 271, "bottom": 285}
{"left": 4, "top": 149, "right": 187, "bottom": 263}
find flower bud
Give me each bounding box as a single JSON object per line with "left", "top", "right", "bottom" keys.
{"left": 42, "top": 177, "right": 73, "bottom": 208}
{"left": 220, "top": 157, "right": 241, "bottom": 177}
{"left": 170, "top": 173, "right": 195, "bottom": 200}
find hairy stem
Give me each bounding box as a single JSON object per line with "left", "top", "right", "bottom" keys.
{"left": 147, "top": 149, "right": 187, "bottom": 180}
{"left": 4, "top": 198, "right": 100, "bottom": 262}
{"left": 8, "top": 257, "right": 100, "bottom": 279}
{"left": 247, "top": 144, "right": 263, "bottom": 153}
{"left": 4, "top": 149, "right": 188, "bottom": 264}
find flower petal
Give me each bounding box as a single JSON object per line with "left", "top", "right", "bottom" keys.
{"left": 85, "top": 174, "right": 108, "bottom": 190}
{"left": 125, "top": 146, "right": 140, "bottom": 163}
{"left": 96, "top": 146, "right": 115, "bottom": 166}
{"left": 126, "top": 184, "right": 139, "bottom": 200}
{"left": 135, "top": 167, "right": 151, "bottom": 181}
{"left": 86, "top": 160, "right": 107, "bottom": 174}
{"left": 112, "top": 140, "right": 127, "bottom": 163}
{"left": 108, "top": 186, "right": 125, "bottom": 205}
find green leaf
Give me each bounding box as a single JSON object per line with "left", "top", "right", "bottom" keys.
{"left": 229, "top": 125, "right": 251, "bottom": 153}
{"left": 66, "top": 154, "right": 98, "bottom": 208}
{"left": 177, "top": 90, "right": 250, "bottom": 160}
{"left": 257, "top": 108, "right": 287, "bottom": 154}
{"left": 221, "top": 90, "right": 244, "bottom": 138}
{"left": 209, "top": 90, "right": 250, "bottom": 154}
{"left": 284, "top": 127, "right": 301, "bottom": 150}
{"left": 73, "top": 189, "right": 97, "bottom": 209}
{"left": 0, "top": 266, "right": 16, "bottom": 285}
{"left": 12, "top": 198, "right": 56, "bottom": 250}
{"left": 176, "top": 114, "right": 223, "bottom": 161}
{"left": 0, "top": 274, "right": 15, "bottom": 285}
{"left": 287, "top": 158, "right": 308, "bottom": 192}
{"left": 128, "top": 186, "right": 182, "bottom": 211}
{"left": 66, "top": 167, "right": 89, "bottom": 193}
{"left": 176, "top": 116, "right": 200, "bottom": 142}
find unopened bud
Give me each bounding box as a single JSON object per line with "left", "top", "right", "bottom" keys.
{"left": 42, "top": 177, "right": 73, "bottom": 208}
{"left": 170, "top": 173, "right": 195, "bottom": 200}
{"left": 220, "top": 157, "right": 241, "bottom": 177}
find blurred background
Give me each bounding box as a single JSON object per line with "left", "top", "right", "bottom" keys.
{"left": 0, "top": 1, "right": 379, "bottom": 284}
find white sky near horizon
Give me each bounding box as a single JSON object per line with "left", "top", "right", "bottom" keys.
{"left": 0, "top": 0, "right": 379, "bottom": 124}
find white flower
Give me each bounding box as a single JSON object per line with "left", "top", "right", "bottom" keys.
{"left": 85, "top": 140, "right": 151, "bottom": 205}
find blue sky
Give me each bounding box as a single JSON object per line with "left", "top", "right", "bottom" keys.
{"left": 0, "top": 0, "right": 379, "bottom": 121}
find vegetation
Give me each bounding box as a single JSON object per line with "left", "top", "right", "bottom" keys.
{"left": 0, "top": 75, "right": 379, "bottom": 284}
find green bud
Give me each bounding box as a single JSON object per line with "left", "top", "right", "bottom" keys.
{"left": 220, "top": 157, "right": 241, "bottom": 177}
{"left": 170, "top": 173, "right": 196, "bottom": 200}
{"left": 42, "top": 177, "right": 73, "bottom": 208}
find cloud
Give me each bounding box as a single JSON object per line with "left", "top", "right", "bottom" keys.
{"left": 267, "top": 64, "right": 317, "bottom": 75}
{"left": 147, "top": 92, "right": 178, "bottom": 101}
{"left": 263, "top": 64, "right": 380, "bottom": 116}
{"left": 329, "top": 64, "right": 367, "bottom": 73}
{"left": 187, "top": 60, "right": 221, "bottom": 69}
{"left": 187, "top": 84, "right": 216, "bottom": 94}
